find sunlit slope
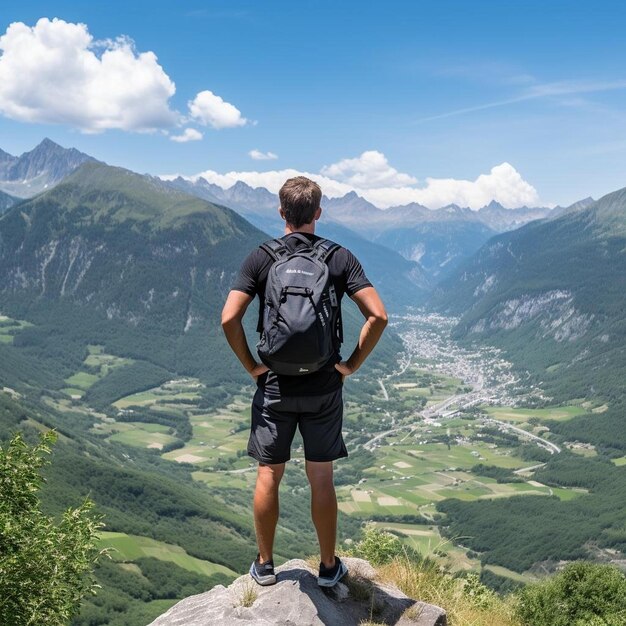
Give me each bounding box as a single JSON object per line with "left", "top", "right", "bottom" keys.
{"left": 0, "top": 161, "right": 265, "bottom": 396}
{"left": 428, "top": 185, "right": 626, "bottom": 400}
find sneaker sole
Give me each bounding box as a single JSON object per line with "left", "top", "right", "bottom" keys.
{"left": 317, "top": 561, "right": 348, "bottom": 587}
{"left": 249, "top": 562, "right": 277, "bottom": 586}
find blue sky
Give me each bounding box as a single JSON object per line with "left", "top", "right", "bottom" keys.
{"left": 1, "top": 0, "right": 625, "bottom": 208}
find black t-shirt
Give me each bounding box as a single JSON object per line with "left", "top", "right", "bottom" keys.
{"left": 231, "top": 232, "right": 372, "bottom": 396}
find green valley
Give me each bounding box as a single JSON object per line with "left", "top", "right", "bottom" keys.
{"left": 2, "top": 147, "right": 626, "bottom": 625}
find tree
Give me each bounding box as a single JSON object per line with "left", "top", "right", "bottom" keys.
{"left": 0, "top": 430, "right": 106, "bottom": 626}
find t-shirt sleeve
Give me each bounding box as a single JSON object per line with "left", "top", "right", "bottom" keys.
{"left": 231, "top": 249, "right": 263, "bottom": 296}
{"left": 343, "top": 249, "right": 373, "bottom": 297}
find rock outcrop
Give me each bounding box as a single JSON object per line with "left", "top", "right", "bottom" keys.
{"left": 148, "top": 557, "right": 447, "bottom": 626}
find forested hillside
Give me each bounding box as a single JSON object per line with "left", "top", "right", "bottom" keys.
{"left": 428, "top": 186, "right": 626, "bottom": 402}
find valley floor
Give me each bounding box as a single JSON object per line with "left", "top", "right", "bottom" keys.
{"left": 44, "top": 309, "right": 609, "bottom": 590}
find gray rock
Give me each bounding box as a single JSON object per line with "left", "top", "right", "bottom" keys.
{"left": 148, "top": 557, "right": 446, "bottom": 626}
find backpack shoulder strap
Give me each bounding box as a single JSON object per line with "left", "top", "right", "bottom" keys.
{"left": 259, "top": 238, "right": 289, "bottom": 261}
{"left": 313, "top": 238, "right": 341, "bottom": 263}
{"left": 312, "top": 238, "right": 343, "bottom": 346}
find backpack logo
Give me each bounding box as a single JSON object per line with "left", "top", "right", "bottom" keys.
{"left": 285, "top": 268, "right": 314, "bottom": 276}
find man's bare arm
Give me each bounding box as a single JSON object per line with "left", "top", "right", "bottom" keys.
{"left": 221, "top": 290, "right": 269, "bottom": 379}
{"left": 335, "top": 286, "right": 388, "bottom": 377}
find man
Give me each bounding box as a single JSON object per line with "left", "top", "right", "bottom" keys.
{"left": 221, "top": 176, "right": 388, "bottom": 588}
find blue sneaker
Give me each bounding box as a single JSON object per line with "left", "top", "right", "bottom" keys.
{"left": 318, "top": 556, "right": 348, "bottom": 587}
{"left": 249, "top": 553, "right": 276, "bottom": 586}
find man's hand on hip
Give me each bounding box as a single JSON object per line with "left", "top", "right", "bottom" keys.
{"left": 335, "top": 360, "right": 356, "bottom": 382}
{"left": 249, "top": 362, "right": 269, "bottom": 382}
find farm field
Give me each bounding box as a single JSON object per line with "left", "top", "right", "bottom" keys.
{"left": 369, "top": 521, "right": 480, "bottom": 573}
{"left": 481, "top": 404, "right": 586, "bottom": 422}
{"left": 105, "top": 380, "right": 255, "bottom": 468}
{"left": 105, "top": 422, "right": 179, "bottom": 449}
{"left": 97, "top": 531, "right": 238, "bottom": 578}
{"left": 79, "top": 339, "right": 587, "bottom": 594}
{"left": 332, "top": 356, "right": 586, "bottom": 584}
{"left": 112, "top": 377, "right": 201, "bottom": 409}
{"left": 62, "top": 345, "right": 132, "bottom": 398}
{"left": 336, "top": 436, "right": 566, "bottom": 520}
{"left": 0, "top": 314, "right": 32, "bottom": 344}
{"left": 162, "top": 398, "right": 252, "bottom": 468}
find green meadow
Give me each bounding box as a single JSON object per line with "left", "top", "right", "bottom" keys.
{"left": 97, "top": 531, "right": 238, "bottom": 578}
{"left": 162, "top": 400, "right": 251, "bottom": 467}
{"left": 481, "top": 404, "right": 586, "bottom": 423}
{"left": 0, "top": 314, "right": 32, "bottom": 344}
{"left": 62, "top": 345, "right": 132, "bottom": 397}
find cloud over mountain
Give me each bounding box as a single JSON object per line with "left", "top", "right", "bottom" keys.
{"left": 164, "top": 152, "right": 540, "bottom": 209}
{"left": 0, "top": 18, "right": 245, "bottom": 137}
{"left": 320, "top": 150, "right": 417, "bottom": 189}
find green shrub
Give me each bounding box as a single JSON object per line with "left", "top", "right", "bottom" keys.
{"left": 0, "top": 430, "right": 106, "bottom": 626}
{"left": 350, "top": 523, "right": 405, "bottom": 565}
{"left": 516, "top": 561, "right": 626, "bottom": 626}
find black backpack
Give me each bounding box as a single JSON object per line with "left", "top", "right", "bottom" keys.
{"left": 256, "top": 234, "right": 343, "bottom": 376}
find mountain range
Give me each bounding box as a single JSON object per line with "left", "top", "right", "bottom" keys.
{"left": 163, "top": 175, "right": 431, "bottom": 307}
{"left": 0, "top": 138, "right": 572, "bottom": 288}
{"left": 0, "top": 137, "right": 95, "bottom": 198}
{"left": 166, "top": 175, "right": 559, "bottom": 281}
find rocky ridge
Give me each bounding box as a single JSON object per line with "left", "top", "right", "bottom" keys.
{"left": 148, "top": 557, "right": 447, "bottom": 626}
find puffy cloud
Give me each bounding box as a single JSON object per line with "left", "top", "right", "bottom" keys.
{"left": 321, "top": 150, "right": 417, "bottom": 189}
{"left": 0, "top": 18, "right": 177, "bottom": 132}
{"left": 249, "top": 149, "right": 278, "bottom": 160}
{"left": 188, "top": 90, "right": 247, "bottom": 129}
{"left": 164, "top": 155, "right": 539, "bottom": 210}
{"left": 0, "top": 18, "right": 249, "bottom": 136}
{"left": 170, "top": 128, "right": 203, "bottom": 142}
{"left": 363, "top": 162, "right": 540, "bottom": 209}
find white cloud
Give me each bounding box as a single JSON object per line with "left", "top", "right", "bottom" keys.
{"left": 249, "top": 149, "right": 278, "bottom": 160}
{"left": 321, "top": 150, "right": 417, "bottom": 188}
{"left": 162, "top": 154, "right": 540, "bottom": 210}
{"left": 0, "top": 18, "right": 249, "bottom": 136}
{"left": 361, "top": 162, "right": 539, "bottom": 209}
{"left": 0, "top": 18, "right": 177, "bottom": 132}
{"left": 188, "top": 90, "right": 247, "bottom": 129}
{"left": 170, "top": 128, "right": 203, "bottom": 142}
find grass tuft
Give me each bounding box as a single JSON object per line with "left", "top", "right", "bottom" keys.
{"left": 378, "top": 556, "right": 521, "bottom": 626}
{"left": 235, "top": 580, "right": 258, "bottom": 608}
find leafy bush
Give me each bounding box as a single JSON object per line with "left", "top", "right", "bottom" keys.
{"left": 0, "top": 431, "right": 106, "bottom": 626}
{"left": 349, "top": 523, "right": 405, "bottom": 565}
{"left": 516, "top": 561, "right": 626, "bottom": 626}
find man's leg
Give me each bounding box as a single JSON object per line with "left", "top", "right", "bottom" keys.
{"left": 253, "top": 461, "right": 285, "bottom": 563}
{"left": 305, "top": 460, "right": 337, "bottom": 569}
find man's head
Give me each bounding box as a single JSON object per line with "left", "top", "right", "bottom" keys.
{"left": 278, "top": 176, "right": 322, "bottom": 229}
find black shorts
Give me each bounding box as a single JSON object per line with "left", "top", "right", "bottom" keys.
{"left": 247, "top": 387, "right": 348, "bottom": 464}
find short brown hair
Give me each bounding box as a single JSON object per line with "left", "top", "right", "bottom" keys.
{"left": 278, "top": 176, "right": 322, "bottom": 228}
